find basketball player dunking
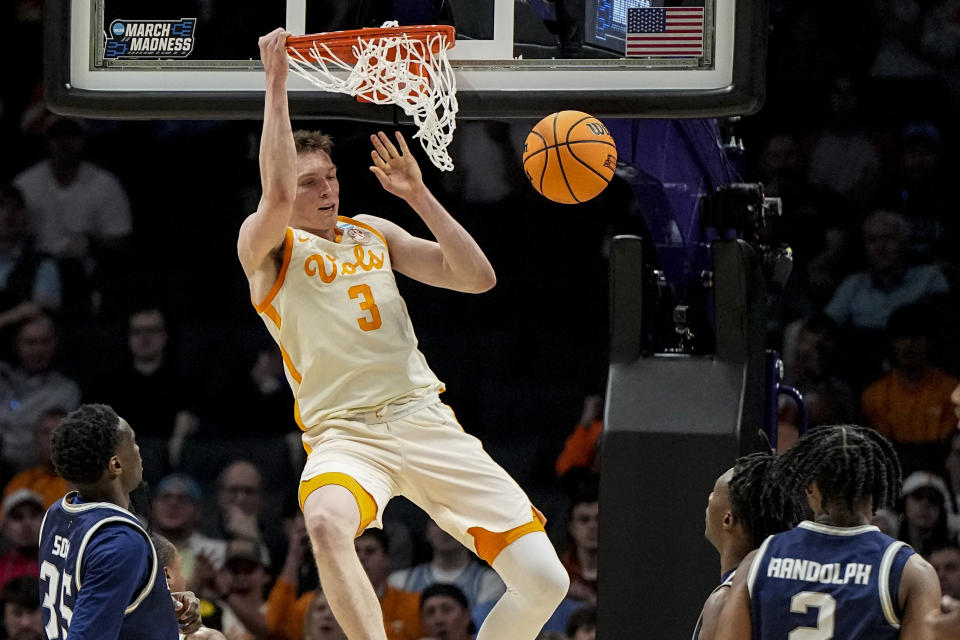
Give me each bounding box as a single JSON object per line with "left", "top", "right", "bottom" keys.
{"left": 237, "top": 29, "right": 569, "bottom": 640}
{"left": 715, "top": 425, "right": 941, "bottom": 640}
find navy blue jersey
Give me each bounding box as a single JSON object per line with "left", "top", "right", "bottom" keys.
{"left": 692, "top": 569, "right": 735, "bottom": 640}
{"left": 748, "top": 521, "right": 914, "bottom": 640}
{"left": 38, "top": 492, "right": 180, "bottom": 640}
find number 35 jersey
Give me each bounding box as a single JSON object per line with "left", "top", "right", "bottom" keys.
{"left": 747, "top": 521, "right": 915, "bottom": 640}
{"left": 254, "top": 217, "right": 444, "bottom": 430}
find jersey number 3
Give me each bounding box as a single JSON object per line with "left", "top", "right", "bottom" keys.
{"left": 40, "top": 560, "right": 74, "bottom": 638}
{"left": 348, "top": 284, "right": 382, "bottom": 331}
{"left": 789, "top": 591, "right": 835, "bottom": 640}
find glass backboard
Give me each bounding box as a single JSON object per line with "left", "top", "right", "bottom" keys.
{"left": 45, "top": 0, "right": 767, "bottom": 120}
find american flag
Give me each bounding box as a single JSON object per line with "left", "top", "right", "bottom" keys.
{"left": 625, "top": 6, "right": 705, "bottom": 57}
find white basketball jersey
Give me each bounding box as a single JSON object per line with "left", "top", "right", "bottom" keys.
{"left": 254, "top": 217, "right": 444, "bottom": 430}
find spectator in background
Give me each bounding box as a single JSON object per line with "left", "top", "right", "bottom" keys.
{"left": 861, "top": 302, "right": 958, "bottom": 473}
{"left": 555, "top": 394, "right": 602, "bottom": 493}
{"left": 898, "top": 471, "right": 959, "bottom": 556}
{"left": 354, "top": 529, "right": 422, "bottom": 640}
{"left": 266, "top": 514, "right": 314, "bottom": 640}
{"left": 944, "top": 430, "right": 960, "bottom": 513}
{"left": 0, "top": 575, "right": 41, "bottom": 640}
{"left": 89, "top": 305, "right": 199, "bottom": 483}
{"left": 826, "top": 209, "right": 950, "bottom": 332}
{"left": 0, "top": 185, "right": 61, "bottom": 341}
{"left": 564, "top": 603, "right": 596, "bottom": 640}
{"left": 560, "top": 485, "right": 598, "bottom": 603}
{"left": 0, "top": 490, "right": 42, "bottom": 589}
{"left": 152, "top": 473, "right": 226, "bottom": 593}
{"left": 389, "top": 519, "right": 505, "bottom": 610}
{"left": 928, "top": 544, "right": 960, "bottom": 600}
{"left": 418, "top": 583, "right": 474, "bottom": 640}
{"left": 302, "top": 586, "right": 348, "bottom": 640}
{"left": 2, "top": 408, "right": 68, "bottom": 506}
{"left": 0, "top": 313, "right": 80, "bottom": 476}
{"left": 806, "top": 73, "right": 883, "bottom": 208}
{"left": 780, "top": 313, "right": 857, "bottom": 426}
{"left": 215, "top": 538, "right": 271, "bottom": 640}
{"left": 205, "top": 460, "right": 285, "bottom": 569}
{"left": 150, "top": 531, "right": 227, "bottom": 640}
{"left": 12, "top": 117, "right": 132, "bottom": 315}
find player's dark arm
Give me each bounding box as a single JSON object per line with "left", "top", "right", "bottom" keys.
{"left": 899, "top": 554, "right": 942, "bottom": 640}
{"left": 67, "top": 525, "right": 156, "bottom": 640}
{"left": 238, "top": 28, "right": 297, "bottom": 279}
{"left": 358, "top": 131, "right": 496, "bottom": 294}
{"left": 714, "top": 550, "right": 756, "bottom": 640}
{"left": 698, "top": 585, "right": 732, "bottom": 640}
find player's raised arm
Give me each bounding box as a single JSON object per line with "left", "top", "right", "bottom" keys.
{"left": 237, "top": 28, "right": 297, "bottom": 278}
{"left": 898, "top": 554, "right": 942, "bottom": 640}
{"left": 360, "top": 130, "right": 496, "bottom": 293}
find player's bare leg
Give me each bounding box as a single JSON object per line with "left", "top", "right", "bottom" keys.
{"left": 477, "top": 531, "right": 570, "bottom": 639}
{"left": 303, "top": 485, "right": 388, "bottom": 640}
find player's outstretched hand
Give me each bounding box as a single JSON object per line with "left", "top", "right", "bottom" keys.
{"left": 926, "top": 595, "right": 960, "bottom": 639}
{"left": 172, "top": 591, "right": 203, "bottom": 635}
{"left": 258, "top": 28, "right": 290, "bottom": 80}
{"left": 369, "top": 131, "right": 424, "bottom": 200}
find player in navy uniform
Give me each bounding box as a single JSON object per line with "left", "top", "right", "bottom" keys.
{"left": 38, "top": 404, "right": 201, "bottom": 640}
{"left": 716, "top": 424, "right": 941, "bottom": 640}
{"left": 694, "top": 452, "right": 803, "bottom": 640}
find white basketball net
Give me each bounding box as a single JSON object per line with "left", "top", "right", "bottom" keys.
{"left": 287, "top": 22, "right": 458, "bottom": 171}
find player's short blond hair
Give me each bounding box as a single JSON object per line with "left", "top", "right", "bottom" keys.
{"left": 293, "top": 130, "right": 334, "bottom": 156}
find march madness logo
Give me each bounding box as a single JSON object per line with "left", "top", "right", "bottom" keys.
{"left": 104, "top": 18, "right": 196, "bottom": 59}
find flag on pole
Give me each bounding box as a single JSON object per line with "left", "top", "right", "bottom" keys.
{"left": 625, "top": 6, "right": 705, "bottom": 57}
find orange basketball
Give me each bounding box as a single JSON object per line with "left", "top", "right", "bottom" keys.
{"left": 522, "top": 111, "right": 617, "bottom": 204}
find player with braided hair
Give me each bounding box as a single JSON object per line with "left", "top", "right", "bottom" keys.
{"left": 39, "top": 403, "right": 202, "bottom": 639}
{"left": 694, "top": 452, "right": 803, "bottom": 640}
{"left": 716, "top": 424, "right": 942, "bottom": 640}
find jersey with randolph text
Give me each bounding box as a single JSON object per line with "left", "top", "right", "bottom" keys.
{"left": 254, "top": 218, "right": 443, "bottom": 429}
{"left": 38, "top": 492, "right": 180, "bottom": 640}
{"left": 747, "top": 521, "right": 914, "bottom": 640}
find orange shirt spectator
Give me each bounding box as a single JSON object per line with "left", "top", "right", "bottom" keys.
{"left": 3, "top": 467, "right": 68, "bottom": 507}
{"left": 862, "top": 367, "right": 959, "bottom": 443}
{"left": 555, "top": 395, "right": 603, "bottom": 478}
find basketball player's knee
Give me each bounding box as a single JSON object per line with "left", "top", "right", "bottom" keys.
{"left": 304, "top": 504, "right": 357, "bottom": 550}
{"left": 505, "top": 552, "right": 569, "bottom": 610}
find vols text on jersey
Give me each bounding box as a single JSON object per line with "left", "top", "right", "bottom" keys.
{"left": 766, "top": 557, "right": 873, "bottom": 585}
{"left": 304, "top": 245, "right": 385, "bottom": 284}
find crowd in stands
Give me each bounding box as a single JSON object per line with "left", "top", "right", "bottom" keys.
{"left": 0, "top": 0, "right": 960, "bottom": 637}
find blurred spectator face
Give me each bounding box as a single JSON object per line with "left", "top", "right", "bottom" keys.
{"left": 3, "top": 503, "right": 43, "bottom": 551}
{"left": 221, "top": 558, "right": 268, "bottom": 598}
{"left": 705, "top": 468, "right": 734, "bottom": 549}
{"left": 34, "top": 411, "right": 64, "bottom": 464}
{"left": 354, "top": 532, "right": 389, "bottom": 585}
{"left": 153, "top": 481, "right": 199, "bottom": 535}
{"left": 929, "top": 547, "right": 960, "bottom": 600}
{"left": 128, "top": 310, "right": 167, "bottom": 362}
{"left": 425, "top": 520, "right": 462, "bottom": 554}
{"left": 45, "top": 120, "right": 85, "bottom": 169}
{"left": 2, "top": 601, "right": 42, "bottom": 640}
{"left": 905, "top": 488, "right": 943, "bottom": 530}
{"left": 420, "top": 593, "right": 472, "bottom": 640}
{"left": 13, "top": 316, "right": 56, "bottom": 374}
{"left": 303, "top": 590, "right": 346, "bottom": 640}
{"left": 759, "top": 133, "right": 803, "bottom": 196}
{"left": 218, "top": 462, "right": 263, "bottom": 516}
{"left": 863, "top": 213, "right": 905, "bottom": 274}
{"left": 794, "top": 326, "right": 833, "bottom": 382}
{"left": 901, "top": 138, "right": 941, "bottom": 186}
{"left": 870, "top": 509, "right": 900, "bottom": 537}
{"left": 569, "top": 501, "right": 599, "bottom": 553}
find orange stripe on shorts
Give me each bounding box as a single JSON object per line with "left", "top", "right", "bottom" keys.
{"left": 298, "top": 472, "right": 378, "bottom": 537}
{"left": 468, "top": 507, "right": 547, "bottom": 565}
